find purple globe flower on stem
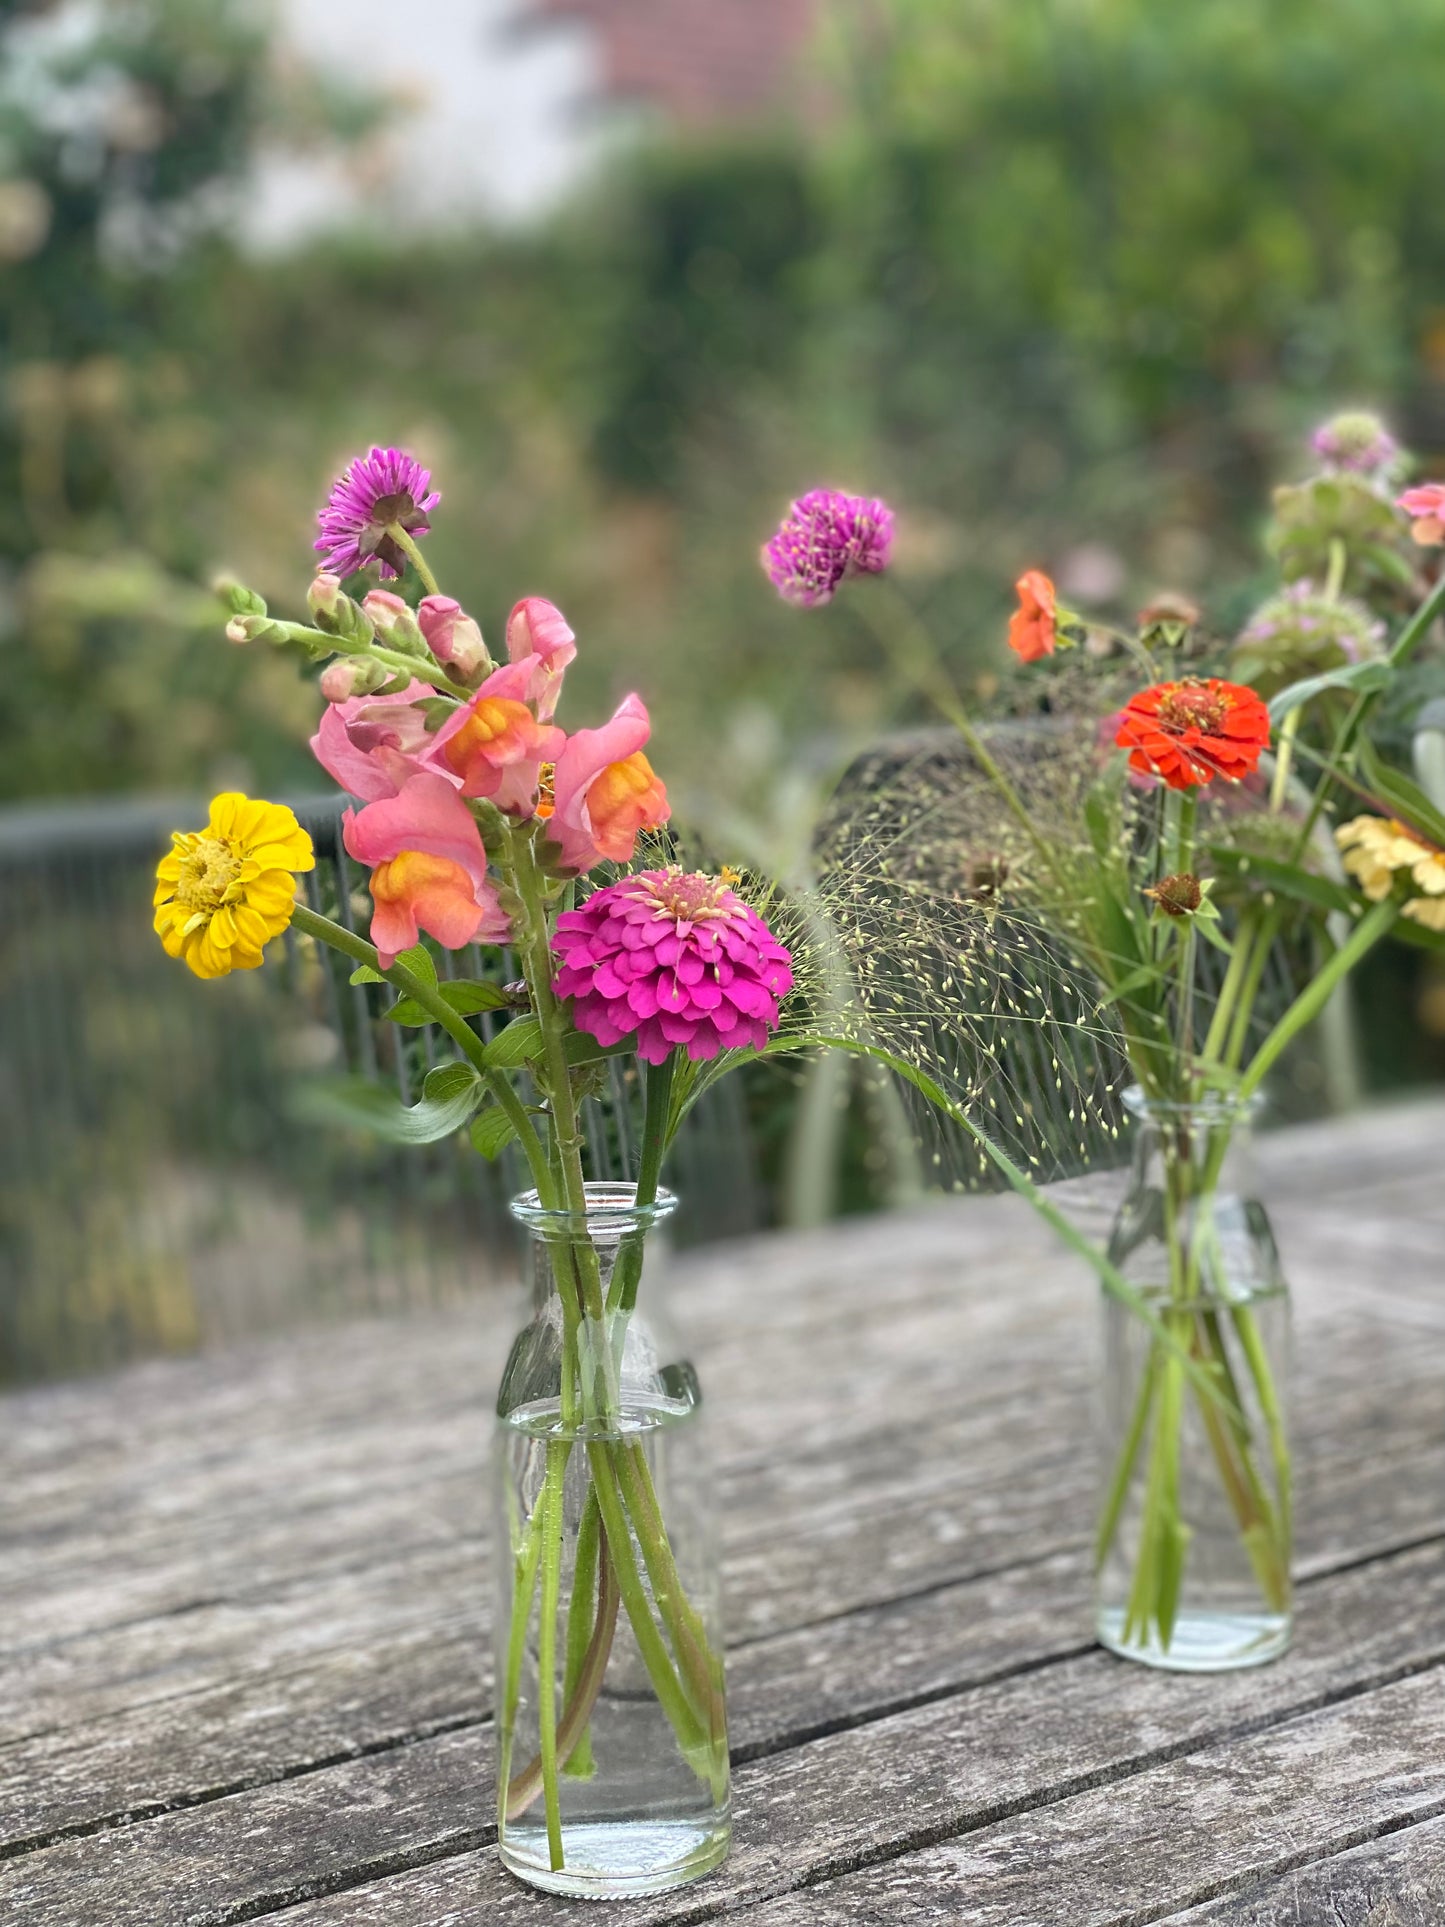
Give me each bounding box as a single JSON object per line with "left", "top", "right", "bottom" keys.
{"left": 314, "top": 446, "right": 440, "bottom": 581}
{"left": 762, "top": 488, "right": 894, "bottom": 608}
{"left": 553, "top": 868, "right": 794, "bottom": 1065}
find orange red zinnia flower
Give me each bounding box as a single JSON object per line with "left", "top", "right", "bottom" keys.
{"left": 1114, "top": 678, "right": 1270, "bottom": 790}
{"left": 1008, "top": 571, "right": 1057, "bottom": 662}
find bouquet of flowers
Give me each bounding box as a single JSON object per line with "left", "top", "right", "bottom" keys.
{"left": 763, "top": 420, "right": 1445, "bottom": 1670}
{"left": 155, "top": 449, "right": 801, "bottom": 1896}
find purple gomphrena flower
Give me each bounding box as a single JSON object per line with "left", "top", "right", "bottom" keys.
{"left": 314, "top": 446, "right": 441, "bottom": 580}
{"left": 553, "top": 868, "right": 794, "bottom": 1065}
{"left": 762, "top": 488, "right": 894, "bottom": 608}
{"left": 1310, "top": 411, "right": 1402, "bottom": 485}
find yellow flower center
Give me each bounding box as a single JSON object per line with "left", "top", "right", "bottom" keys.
{"left": 174, "top": 835, "right": 242, "bottom": 912}
{"left": 1158, "top": 684, "right": 1227, "bottom": 735}
{"left": 636, "top": 866, "right": 738, "bottom": 922}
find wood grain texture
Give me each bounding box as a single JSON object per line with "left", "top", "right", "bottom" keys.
{"left": 727, "top": 1668, "right": 1445, "bottom": 1927}
{"left": 11, "top": 1539, "right": 1445, "bottom": 1927}
{"left": 2, "top": 1098, "right": 1441, "bottom": 1923}
{"left": 1157, "top": 1812, "right": 1445, "bottom": 1924}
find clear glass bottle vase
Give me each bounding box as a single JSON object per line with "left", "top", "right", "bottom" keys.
{"left": 1095, "top": 1090, "right": 1293, "bottom": 1671}
{"left": 493, "top": 1182, "right": 730, "bottom": 1897}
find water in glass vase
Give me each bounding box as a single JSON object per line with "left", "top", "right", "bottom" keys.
{"left": 494, "top": 1185, "right": 729, "bottom": 1898}
{"left": 1095, "top": 1091, "right": 1293, "bottom": 1672}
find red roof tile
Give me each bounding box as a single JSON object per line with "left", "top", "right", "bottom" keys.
{"left": 529, "top": 0, "right": 817, "bottom": 122}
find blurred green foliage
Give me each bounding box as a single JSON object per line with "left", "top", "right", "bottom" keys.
{"left": 4, "top": 0, "right": 1445, "bottom": 804}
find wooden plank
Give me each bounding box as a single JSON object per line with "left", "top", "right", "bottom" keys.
{"left": 1155, "top": 1811, "right": 1445, "bottom": 1924}
{"left": 7, "top": 1538, "right": 1444, "bottom": 1926}
{"left": 6, "top": 1209, "right": 1436, "bottom": 1669}
{"left": 4, "top": 1265, "right": 1440, "bottom": 1769}
{"left": 7, "top": 1347, "right": 1440, "bottom": 1765}
{"left": 3, "top": 1103, "right": 1440, "bottom": 1917}
{"left": 7, "top": 1393, "right": 1443, "bottom": 1857}
{"left": 726, "top": 1668, "right": 1445, "bottom": 1927}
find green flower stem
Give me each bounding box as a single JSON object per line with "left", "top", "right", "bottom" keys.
{"left": 616, "top": 1439, "right": 725, "bottom": 1737}
{"left": 536, "top": 1438, "right": 568, "bottom": 1870}
{"left": 585, "top": 1440, "right": 712, "bottom": 1760}
{"left": 347, "top": 640, "right": 470, "bottom": 699}
{"left": 559, "top": 1489, "right": 602, "bottom": 1780}
{"left": 1236, "top": 897, "right": 1398, "bottom": 1104}
{"left": 385, "top": 523, "right": 441, "bottom": 596}
{"left": 1224, "top": 906, "right": 1281, "bottom": 1071}
{"left": 608, "top": 1054, "right": 675, "bottom": 1316}
{"left": 1201, "top": 908, "right": 1259, "bottom": 1067}
{"left": 1095, "top": 1342, "right": 1159, "bottom": 1572}
{"left": 287, "top": 903, "right": 553, "bottom": 1187}
{"left": 506, "top": 1525, "right": 620, "bottom": 1820}
{"left": 496, "top": 1497, "right": 546, "bottom": 1821}
{"left": 264, "top": 618, "right": 471, "bottom": 699}
{"left": 1232, "top": 1303, "right": 1293, "bottom": 1566}
{"left": 502, "top": 826, "right": 725, "bottom": 1801}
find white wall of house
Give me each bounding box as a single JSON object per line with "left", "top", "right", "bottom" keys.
{"left": 243, "top": 0, "right": 605, "bottom": 250}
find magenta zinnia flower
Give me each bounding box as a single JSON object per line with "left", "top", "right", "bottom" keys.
{"left": 314, "top": 446, "right": 440, "bottom": 580}
{"left": 553, "top": 868, "right": 794, "bottom": 1065}
{"left": 762, "top": 488, "right": 894, "bottom": 608}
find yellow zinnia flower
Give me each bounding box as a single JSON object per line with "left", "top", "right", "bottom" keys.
{"left": 1336, "top": 814, "right": 1445, "bottom": 930}
{"left": 154, "top": 793, "right": 315, "bottom": 979}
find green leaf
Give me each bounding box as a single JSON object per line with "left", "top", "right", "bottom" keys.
{"left": 485, "top": 1016, "right": 545, "bottom": 1067}
{"left": 1358, "top": 741, "right": 1445, "bottom": 850}
{"left": 564, "top": 1029, "right": 633, "bottom": 1067}
{"left": 1267, "top": 658, "right": 1391, "bottom": 724}
{"left": 1093, "top": 960, "right": 1164, "bottom": 1012}
{"left": 416, "top": 697, "right": 457, "bottom": 733}
{"left": 1392, "top": 911, "right": 1445, "bottom": 955}
{"left": 394, "top": 943, "right": 438, "bottom": 987}
{"left": 349, "top": 964, "right": 386, "bottom": 985}
{"left": 469, "top": 1105, "right": 518, "bottom": 1160}
{"left": 1208, "top": 845, "right": 1356, "bottom": 918}
{"left": 293, "top": 1061, "right": 484, "bottom": 1144}
{"left": 383, "top": 979, "right": 513, "bottom": 1025}
{"left": 441, "top": 980, "right": 512, "bottom": 1014}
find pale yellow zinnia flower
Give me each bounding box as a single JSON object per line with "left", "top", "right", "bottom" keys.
{"left": 1336, "top": 814, "right": 1445, "bottom": 928}
{"left": 154, "top": 793, "right": 314, "bottom": 979}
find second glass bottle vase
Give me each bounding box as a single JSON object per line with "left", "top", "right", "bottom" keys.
{"left": 1095, "top": 1090, "right": 1293, "bottom": 1672}
{"left": 493, "top": 1183, "right": 730, "bottom": 1898}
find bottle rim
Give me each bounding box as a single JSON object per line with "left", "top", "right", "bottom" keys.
{"left": 1122, "top": 1084, "right": 1265, "bottom": 1122}
{"left": 509, "top": 1180, "right": 679, "bottom": 1234}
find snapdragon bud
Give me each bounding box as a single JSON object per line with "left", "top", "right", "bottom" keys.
{"left": 225, "top": 611, "right": 286, "bottom": 646}
{"left": 361, "top": 588, "right": 428, "bottom": 658}
{"left": 417, "top": 594, "right": 489, "bottom": 680}
{"left": 319, "top": 656, "right": 391, "bottom": 702}
{"left": 215, "top": 576, "right": 267, "bottom": 619}
{"left": 307, "top": 572, "right": 346, "bottom": 627}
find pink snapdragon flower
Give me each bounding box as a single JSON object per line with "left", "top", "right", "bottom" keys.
{"left": 506, "top": 597, "right": 577, "bottom": 722}
{"left": 314, "top": 446, "right": 440, "bottom": 580}
{"left": 553, "top": 868, "right": 794, "bottom": 1064}
{"left": 762, "top": 489, "right": 895, "bottom": 608}
{"left": 545, "top": 693, "right": 669, "bottom": 873}
{"left": 310, "top": 679, "right": 438, "bottom": 801}
{"left": 1398, "top": 483, "right": 1445, "bottom": 546}
{"left": 418, "top": 595, "right": 489, "bottom": 681}
{"left": 425, "top": 658, "right": 566, "bottom": 815}
{"left": 342, "top": 774, "right": 509, "bottom": 966}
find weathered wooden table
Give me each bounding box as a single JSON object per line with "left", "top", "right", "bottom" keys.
{"left": 4, "top": 1100, "right": 1444, "bottom": 1925}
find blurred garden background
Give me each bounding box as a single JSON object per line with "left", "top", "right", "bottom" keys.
{"left": 5, "top": 0, "right": 1445, "bottom": 1379}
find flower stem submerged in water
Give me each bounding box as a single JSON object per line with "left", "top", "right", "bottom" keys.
{"left": 495, "top": 1393, "right": 730, "bottom": 1897}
